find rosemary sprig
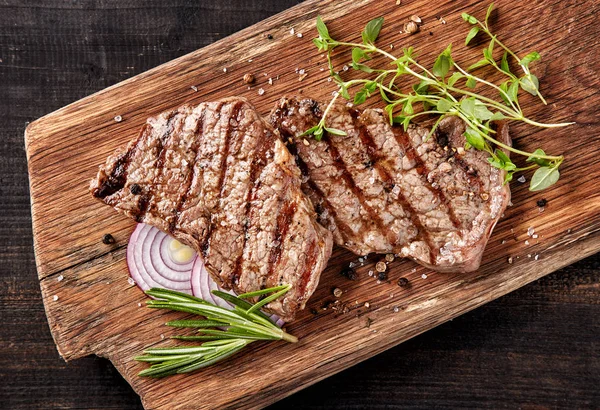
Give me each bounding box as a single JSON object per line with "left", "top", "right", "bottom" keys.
{"left": 134, "top": 285, "right": 296, "bottom": 377}
{"left": 307, "top": 4, "right": 573, "bottom": 191}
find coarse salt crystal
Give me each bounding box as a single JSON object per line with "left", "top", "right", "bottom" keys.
{"left": 290, "top": 28, "right": 295, "bottom": 35}
{"left": 299, "top": 69, "right": 305, "bottom": 75}
{"left": 527, "top": 227, "right": 535, "bottom": 236}
{"left": 297, "top": 33, "right": 303, "bottom": 38}
{"left": 114, "top": 115, "right": 122, "bottom": 122}
{"left": 368, "top": 270, "right": 374, "bottom": 276}
{"left": 258, "top": 88, "right": 265, "bottom": 96}
{"left": 128, "top": 277, "right": 135, "bottom": 286}
{"left": 532, "top": 234, "right": 539, "bottom": 239}
{"left": 393, "top": 306, "right": 400, "bottom": 313}
{"left": 268, "top": 77, "right": 273, "bottom": 85}
{"left": 517, "top": 175, "right": 526, "bottom": 183}
{"left": 190, "top": 85, "right": 198, "bottom": 92}
{"left": 534, "top": 254, "right": 540, "bottom": 260}
{"left": 53, "top": 295, "right": 59, "bottom": 301}
{"left": 507, "top": 256, "right": 513, "bottom": 264}
{"left": 137, "top": 302, "right": 142, "bottom": 307}
{"left": 223, "top": 67, "right": 227, "bottom": 73}
{"left": 342, "top": 65, "right": 349, "bottom": 71}
{"left": 57, "top": 275, "right": 64, "bottom": 282}
{"left": 525, "top": 240, "right": 530, "bottom": 245}
{"left": 160, "top": 334, "right": 165, "bottom": 340}
{"left": 421, "top": 273, "right": 428, "bottom": 279}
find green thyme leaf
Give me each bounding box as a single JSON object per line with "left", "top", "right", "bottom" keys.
{"left": 465, "top": 26, "right": 480, "bottom": 45}
{"left": 520, "top": 73, "right": 539, "bottom": 96}
{"left": 464, "top": 127, "right": 485, "bottom": 150}
{"left": 526, "top": 148, "right": 551, "bottom": 167}
{"left": 436, "top": 99, "right": 453, "bottom": 113}
{"left": 325, "top": 127, "right": 348, "bottom": 136}
{"left": 520, "top": 51, "right": 541, "bottom": 67}
{"left": 507, "top": 80, "right": 519, "bottom": 101}
{"left": 352, "top": 47, "right": 365, "bottom": 63}
{"left": 432, "top": 44, "right": 453, "bottom": 78}
{"left": 362, "top": 17, "right": 384, "bottom": 45}
{"left": 490, "top": 111, "right": 506, "bottom": 121}
{"left": 485, "top": 3, "right": 495, "bottom": 25}
{"left": 354, "top": 90, "right": 367, "bottom": 105}
{"left": 447, "top": 72, "right": 464, "bottom": 87}
{"left": 468, "top": 58, "right": 489, "bottom": 71}
{"left": 530, "top": 166, "right": 560, "bottom": 191}
{"left": 466, "top": 76, "right": 477, "bottom": 88}
{"left": 316, "top": 16, "right": 331, "bottom": 40}
{"left": 462, "top": 13, "right": 478, "bottom": 25}
{"left": 500, "top": 51, "right": 511, "bottom": 74}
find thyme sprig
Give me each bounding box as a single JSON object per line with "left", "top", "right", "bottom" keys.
{"left": 306, "top": 4, "right": 573, "bottom": 191}
{"left": 135, "top": 285, "right": 296, "bottom": 377}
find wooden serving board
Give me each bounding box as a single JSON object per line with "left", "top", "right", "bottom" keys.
{"left": 25, "top": 0, "right": 600, "bottom": 408}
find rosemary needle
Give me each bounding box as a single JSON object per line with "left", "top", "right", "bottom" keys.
{"left": 135, "top": 286, "right": 297, "bottom": 377}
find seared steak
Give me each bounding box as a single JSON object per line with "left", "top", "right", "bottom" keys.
{"left": 91, "top": 97, "right": 333, "bottom": 321}
{"left": 269, "top": 97, "right": 511, "bottom": 272}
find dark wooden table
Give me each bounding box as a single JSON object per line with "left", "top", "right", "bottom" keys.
{"left": 1, "top": 1, "right": 598, "bottom": 408}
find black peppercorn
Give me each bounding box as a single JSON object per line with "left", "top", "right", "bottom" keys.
{"left": 130, "top": 183, "right": 142, "bottom": 195}
{"left": 397, "top": 277, "right": 409, "bottom": 287}
{"left": 537, "top": 198, "right": 547, "bottom": 207}
{"left": 102, "top": 233, "right": 115, "bottom": 245}
{"left": 377, "top": 271, "right": 387, "bottom": 281}
{"left": 340, "top": 267, "right": 358, "bottom": 281}
{"left": 267, "top": 34, "right": 273, "bottom": 40}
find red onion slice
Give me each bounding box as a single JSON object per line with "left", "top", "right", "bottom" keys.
{"left": 127, "top": 223, "right": 284, "bottom": 326}
{"left": 127, "top": 224, "right": 192, "bottom": 293}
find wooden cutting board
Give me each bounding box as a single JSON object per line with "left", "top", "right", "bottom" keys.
{"left": 24, "top": 0, "right": 600, "bottom": 408}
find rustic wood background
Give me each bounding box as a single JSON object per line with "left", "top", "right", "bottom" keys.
{"left": 3, "top": 0, "right": 600, "bottom": 408}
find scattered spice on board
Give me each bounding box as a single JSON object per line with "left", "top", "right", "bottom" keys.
{"left": 397, "top": 277, "right": 409, "bottom": 287}
{"left": 102, "top": 233, "right": 115, "bottom": 245}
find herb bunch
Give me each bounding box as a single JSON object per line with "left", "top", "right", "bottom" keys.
{"left": 135, "top": 285, "right": 296, "bottom": 377}
{"left": 306, "top": 4, "right": 573, "bottom": 191}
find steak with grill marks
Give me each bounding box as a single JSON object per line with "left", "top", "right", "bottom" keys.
{"left": 269, "top": 96, "right": 511, "bottom": 273}
{"left": 90, "top": 97, "right": 333, "bottom": 321}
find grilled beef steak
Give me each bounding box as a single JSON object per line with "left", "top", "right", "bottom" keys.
{"left": 269, "top": 97, "right": 511, "bottom": 272}
{"left": 91, "top": 97, "right": 333, "bottom": 321}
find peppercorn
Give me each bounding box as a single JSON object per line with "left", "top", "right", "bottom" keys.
{"left": 397, "top": 277, "right": 409, "bottom": 287}
{"left": 375, "top": 261, "right": 387, "bottom": 273}
{"left": 333, "top": 287, "right": 343, "bottom": 298}
{"left": 340, "top": 266, "right": 358, "bottom": 281}
{"left": 130, "top": 183, "right": 141, "bottom": 195}
{"left": 243, "top": 73, "right": 255, "bottom": 84}
{"left": 102, "top": 233, "right": 115, "bottom": 245}
{"left": 377, "top": 271, "right": 387, "bottom": 281}
{"left": 266, "top": 34, "right": 273, "bottom": 40}
{"left": 537, "top": 198, "right": 547, "bottom": 207}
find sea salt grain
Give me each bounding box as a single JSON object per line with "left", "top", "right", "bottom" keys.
{"left": 517, "top": 175, "right": 526, "bottom": 183}
{"left": 297, "top": 33, "right": 303, "bottom": 38}
{"left": 258, "top": 88, "right": 265, "bottom": 96}
{"left": 223, "top": 67, "right": 227, "bottom": 73}
{"left": 527, "top": 227, "right": 536, "bottom": 237}
{"left": 190, "top": 85, "right": 198, "bottom": 92}
{"left": 114, "top": 115, "right": 122, "bottom": 122}
{"left": 421, "top": 273, "right": 428, "bottom": 279}
{"left": 128, "top": 277, "right": 135, "bottom": 286}
{"left": 53, "top": 295, "right": 59, "bottom": 301}
{"left": 57, "top": 275, "right": 64, "bottom": 282}
{"left": 290, "top": 28, "right": 295, "bottom": 35}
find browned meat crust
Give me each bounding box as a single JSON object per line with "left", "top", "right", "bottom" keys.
{"left": 269, "top": 96, "right": 511, "bottom": 272}
{"left": 91, "top": 97, "right": 333, "bottom": 321}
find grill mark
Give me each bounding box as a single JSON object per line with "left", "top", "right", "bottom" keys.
{"left": 198, "top": 102, "right": 229, "bottom": 256}
{"left": 169, "top": 110, "right": 205, "bottom": 233}
{"left": 135, "top": 112, "right": 178, "bottom": 222}
{"left": 296, "top": 236, "right": 319, "bottom": 302}
{"left": 350, "top": 110, "right": 421, "bottom": 248}
{"left": 392, "top": 123, "right": 463, "bottom": 231}
{"left": 279, "top": 128, "right": 355, "bottom": 242}
{"left": 92, "top": 124, "right": 148, "bottom": 199}
{"left": 320, "top": 131, "right": 388, "bottom": 238}
{"left": 266, "top": 200, "right": 297, "bottom": 288}
{"left": 230, "top": 118, "right": 270, "bottom": 286}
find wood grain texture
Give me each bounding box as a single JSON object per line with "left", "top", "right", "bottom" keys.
{"left": 18, "top": 0, "right": 600, "bottom": 409}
